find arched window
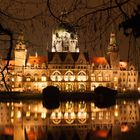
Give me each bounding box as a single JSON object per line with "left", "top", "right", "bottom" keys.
{"left": 17, "top": 76, "right": 22, "bottom": 82}
{"left": 78, "top": 83, "right": 86, "bottom": 91}
{"left": 77, "top": 71, "right": 87, "bottom": 81}
{"left": 34, "top": 73, "right": 38, "bottom": 81}
{"left": 65, "top": 83, "right": 73, "bottom": 91}
{"left": 50, "top": 71, "right": 62, "bottom": 81}
{"left": 97, "top": 74, "right": 102, "bottom": 81}
{"left": 26, "top": 74, "right": 31, "bottom": 81}
{"left": 105, "top": 74, "right": 109, "bottom": 81}
{"left": 42, "top": 63, "right": 46, "bottom": 69}
{"left": 91, "top": 73, "right": 95, "bottom": 81}
{"left": 41, "top": 74, "right": 46, "bottom": 81}
{"left": 64, "top": 71, "right": 75, "bottom": 81}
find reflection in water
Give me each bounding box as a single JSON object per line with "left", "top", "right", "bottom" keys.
{"left": 0, "top": 100, "right": 140, "bottom": 140}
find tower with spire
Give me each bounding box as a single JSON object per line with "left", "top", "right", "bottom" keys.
{"left": 107, "top": 33, "right": 120, "bottom": 70}
{"left": 14, "top": 31, "right": 27, "bottom": 70}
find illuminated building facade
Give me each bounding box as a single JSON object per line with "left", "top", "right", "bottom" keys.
{"left": 0, "top": 22, "right": 139, "bottom": 92}
{"left": 0, "top": 22, "right": 140, "bottom": 139}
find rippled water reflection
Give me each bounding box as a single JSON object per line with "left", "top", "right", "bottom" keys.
{"left": 1, "top": 99, "right": 140, "bottom": 140}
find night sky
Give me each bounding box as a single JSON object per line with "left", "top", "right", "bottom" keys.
{"left": 0, "top": 0, "right": 140, "bottom": 64}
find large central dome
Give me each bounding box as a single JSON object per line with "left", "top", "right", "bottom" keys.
{"left": 52, "top": 22, "right": 79, "bottom": 53}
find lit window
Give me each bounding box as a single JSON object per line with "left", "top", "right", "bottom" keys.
{"left": 42, "top": 74, "right": 46, "bottom": 81}
{"left": 41, "top": 112, "right": 46, "bottom": 119}
{"left": 91, "top": 112, "right": 96, "bottom": 120}
{"left": 105, "top": 112, "right": 110, "bottom": 119}
{"left": 114, "top": 77, "right": 118, "bottom": 82}
{"left": 91, "top": 74, "right": 95, "bottom": 81}
{"left": 77, "top": 71, "right": 87, "bottom": 81}
{"left": 66, "top": 101, "right": 73, "bottom": 111}
{"left": 99, "top": 112, "right": 103, "bottom": 120}
{"left": 42, "top": 63, "right": 46, "bottom": 68}
{"left": 17, "top": 110, "right": 22, "bottom": 119}
{"left": 65, "top": 84, "right": 73, "bottom": 91}
{"left": 26, "top": 77, "right": 31, "bottom": 82}
{"left": 26, "top": 111, "right": 30, "bottom": 119}
{"left": 98, "top": 75, "right": 102, "bottom": 81}
{"left": 79, "top": 101, "right": 86, "bottom": 111}
{"left": 34, "top": 74, "right": 38, "bottom": 81}
{"left": 64, "top": 71, "right": 75, "bottom": 81}
{"left": 11, "top": 77, "right": 14, "bottom": 82}
{"left": 105, "top": 75, "right": 109, "bottom": 81}
{"left": 26, "top": 74, "right": 31, "bottom": 82}
{"left": 91, "top": 85, "right": 96, "bottom": 91}
{"left": 79, "top": 84, "right": 86, "bottom": 91}
{"left": 17, "top": 76, "right": 22, "bottom": 82}
{"left": 50, "top": 71, "right": 62, "bottom": 81}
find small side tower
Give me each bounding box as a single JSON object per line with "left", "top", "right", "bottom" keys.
{"left": 14, "top": 32, "right": 27, "bottom": 91}
{"left": 14, "top": 32, "right": 27, "bottom": 70}
{"left": 107, "top": 33, "right": 120, "bottom": 70}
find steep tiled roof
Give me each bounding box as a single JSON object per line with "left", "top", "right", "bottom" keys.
{"left": 1, "top": 59, "right": 15, "bottom": 69}
{"left": 2, "top": 59, "right": 15, "bottom": 66}
{"left": 48, "top": 52, "right": 89, "bottom": 63}
{"left": 92, "top": 57, "right": 108, "bottom": 65}
{"left": 27, "top": 56, "right": 47, "bottom": 65}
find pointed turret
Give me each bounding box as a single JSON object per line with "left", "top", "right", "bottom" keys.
{"left": 15, "top": 31, "right": 26, "bottom": 50}
{"left": 17, "top": 31, "right": 25, "bottom": 44}
{"left": 107, "top": 32, "right": 120, "bottom": 70}
{"left": 15, "top": 31, "right": 27, "bottom": 69}
{"left": 108, "top": 33, "right": 119, "bottom": 53}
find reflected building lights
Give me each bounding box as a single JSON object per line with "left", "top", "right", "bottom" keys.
{"left": 0, "top": 100, "right": 140, "bottom": 140}
{"left": 17, "top": 110, "right": 22, "bottom": 119}
{"left": 138, "top": 100, "right": 140, "bottom": 105}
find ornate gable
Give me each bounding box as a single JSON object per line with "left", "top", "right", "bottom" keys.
{"left": 63, "top": 53, "right": 74, "bottom": 64}
{"left": 50, "top": 53, "right": 61, "bottom": 64}
{"left": 76, "top": 53, "right": 88, "bottom": 64}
